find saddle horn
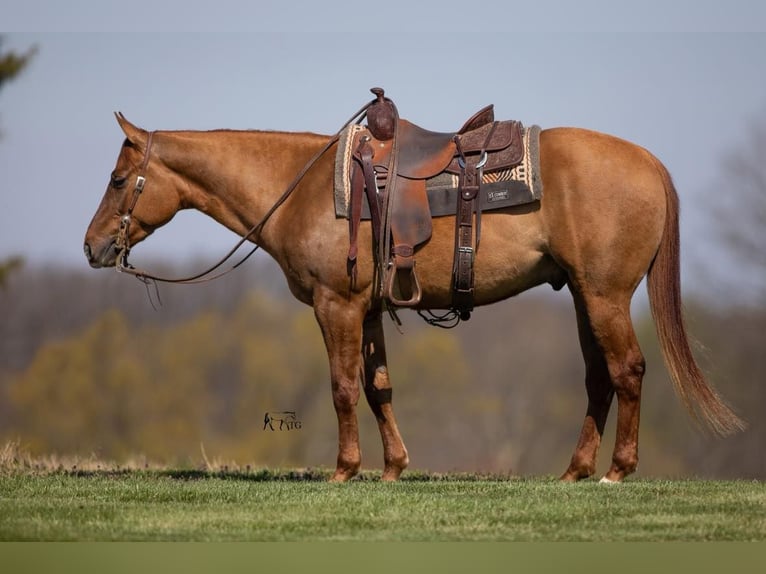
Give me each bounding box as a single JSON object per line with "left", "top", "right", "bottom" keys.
{"left": 367, "top": 87, "right": 397, "bottom": 141}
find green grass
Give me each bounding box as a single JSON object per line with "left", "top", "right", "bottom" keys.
{"left": 1, "top": 468, "right": 764, "bottom": 541}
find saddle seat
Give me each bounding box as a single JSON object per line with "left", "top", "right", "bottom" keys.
{"left": 395, "top": 104, "right": 496, "bottom": 179}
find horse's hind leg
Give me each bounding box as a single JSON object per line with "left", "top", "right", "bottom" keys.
{"left": 361, "top": 313, "right": 409, "bottom": 480}
{"left": 561, "top": 290, "right": 615, "bottom": 481}
{"left": 562, "top": 290, "right": 645, "bottom": 483}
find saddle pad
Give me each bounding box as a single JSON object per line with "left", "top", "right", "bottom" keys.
{"left": 333, "top": 123, "right": 543, "bottom": 219}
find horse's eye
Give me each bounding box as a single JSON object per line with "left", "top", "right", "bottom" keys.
{"left": 110, "top": 173, "right": 127, "bottom": 189}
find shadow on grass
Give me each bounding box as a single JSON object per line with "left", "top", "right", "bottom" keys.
{"left": 157, "top": 468, "right": 519, "bottom": 482}
{"left": 23, "top": 467, "right": 520, "bottom": 483}
{"left": 2, "top": 439, "right": 521, "bottom": 482}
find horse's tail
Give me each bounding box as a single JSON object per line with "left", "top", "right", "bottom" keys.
{"left": 646, "top": 159, "right": 746, "bottom": 436}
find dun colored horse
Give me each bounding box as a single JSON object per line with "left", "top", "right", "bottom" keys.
{"left": 84, "top": 107, "right": 744, "bottom": 482}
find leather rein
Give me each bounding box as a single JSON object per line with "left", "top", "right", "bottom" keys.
{"left": 114, "top": 100, "right": 373, "bottom": 285}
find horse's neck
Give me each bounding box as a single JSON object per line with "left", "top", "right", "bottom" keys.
{"left": 164, "top": 130, "right": 330, "bottom": 243}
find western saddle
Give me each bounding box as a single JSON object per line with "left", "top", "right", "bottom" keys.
{"left": 347, "top": 88, "right": 524, "bottom": 321}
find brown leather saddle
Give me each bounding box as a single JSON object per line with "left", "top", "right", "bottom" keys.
{"left": 347, "top": 88, "right": 524, "bottom": 320}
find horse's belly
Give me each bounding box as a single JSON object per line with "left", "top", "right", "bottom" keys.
{"left": 413, "top": 212, "right": 560, "bottom": 309}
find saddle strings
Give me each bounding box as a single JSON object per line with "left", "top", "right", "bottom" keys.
{"left": 416, "top": 309, "right": 462, "bottom": 329}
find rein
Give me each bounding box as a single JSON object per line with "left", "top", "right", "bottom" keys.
{"left": 115, "top": 100, "right": 374, "bottom": 285}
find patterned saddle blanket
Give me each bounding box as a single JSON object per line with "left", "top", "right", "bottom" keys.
{"left": 334, "top": 123, "right": 543, "bottom": 220}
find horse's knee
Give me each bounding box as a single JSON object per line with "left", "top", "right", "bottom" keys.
{"left": 332, "top": 377, "right": 361, "bottom": 411}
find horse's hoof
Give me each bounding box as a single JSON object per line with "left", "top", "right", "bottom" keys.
{"left": 329, "top": 466, "right": 360, "bottom": 482}
{"left": 381, "top": 469, "right": 402, "bottom": 482}
{"left": 559, "top": 467, "right": 593, "bottom": 482}
{"left": 329, "top": 472, "right": 352, "bottom": 482}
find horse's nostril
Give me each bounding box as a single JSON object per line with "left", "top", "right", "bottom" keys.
{"left": 83, "top": 243, "right": 92, "bottom": 261}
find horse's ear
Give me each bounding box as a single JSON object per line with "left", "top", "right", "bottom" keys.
{"left": 114, "top": 112, "right": 146, "bottom": 146}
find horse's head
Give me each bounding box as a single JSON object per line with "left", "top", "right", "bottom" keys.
{"left": 83, "top": 114, "right": 183, "bottom": 268}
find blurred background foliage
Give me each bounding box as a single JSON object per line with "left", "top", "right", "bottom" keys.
{"left": 1, "top": 258, "right": 764, "bottom": 478}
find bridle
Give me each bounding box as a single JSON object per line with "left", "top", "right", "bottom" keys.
{"left": 114, "top": 99, "right": 373, "bottom": 285}
{"left": 114, "top": 131, "right": 154, "bottom": 271}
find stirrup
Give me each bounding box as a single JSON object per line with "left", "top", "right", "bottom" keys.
{"left": 383, "top": 263, "right": 422, "bottom": 307}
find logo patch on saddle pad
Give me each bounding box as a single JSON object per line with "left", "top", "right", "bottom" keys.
{"left": 488, "top": 190, "right": 510, "bottom": 203}
{"left": 333, "top": 124, "right": 543, "bottom": 220}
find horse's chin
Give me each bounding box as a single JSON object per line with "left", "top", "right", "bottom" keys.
{"left": 89, "top": 257, "right": 116, "bottom": 269}
{"left": 85, "top": 240, "right": 119, "bottom": 269}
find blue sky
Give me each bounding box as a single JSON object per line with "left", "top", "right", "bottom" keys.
{"left": 2, "top": 3, "right": 765, "bottom": 297}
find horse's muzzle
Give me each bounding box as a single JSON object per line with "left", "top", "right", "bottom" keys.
{"left": 83, "top": 240, "right": 118, "bottom": 268}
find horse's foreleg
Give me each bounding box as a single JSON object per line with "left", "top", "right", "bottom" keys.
{"left": 362, "top": 313, "right": 409, "bottom": 481}
{"left": 313, "top": 290, "right": 366, "bottom": 482}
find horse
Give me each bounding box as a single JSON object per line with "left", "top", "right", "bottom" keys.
{"left": 84, "top": 107, "right": 744, "bottom": 483}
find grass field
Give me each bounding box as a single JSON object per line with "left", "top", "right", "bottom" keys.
{"left": 1, "top": 465, "right": 764, "bottom": 541}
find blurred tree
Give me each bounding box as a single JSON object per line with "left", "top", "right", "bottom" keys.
{"left": 382, "top": 326, "right": 474, "bottom": 471}
{"left": 706, "top": 110, "right": 766, "bottom": 304}
{"left": 0, "top": 37, "right": 35, "bottom": 292}
{"left": 0, "top": 256, "right": 23, "bottom": 289}
{"left": 670, "top": 109, "right": 766, "bottom": 478}
{"left": 3, "top": 290, "right": 336, "bottom": 465}
{"left": 0, "top": 36, "right": 37, "bottom": 136}
{"left": 7, "top": 310, "right": 151, "bottom": 457}
{"left": 447, "top": 296, "right": 583, "bottom": 474}
{"left": 1, "top": 265, "right": 762, "bottom": 477}
{"left": 0, "top": 38, "right": 35, "bottom": 87}
{"left": 677, "top": 305, "right": 766, "bottom": 479}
